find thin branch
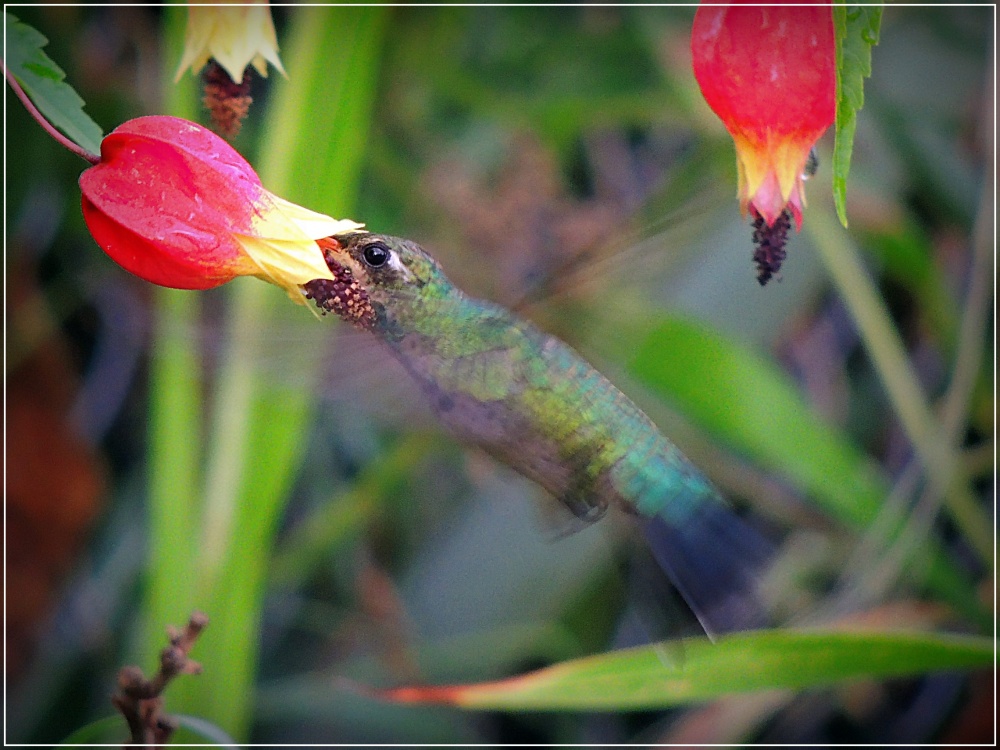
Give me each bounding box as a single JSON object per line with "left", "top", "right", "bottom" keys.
{"left": 112, "top": 612, "right": 209, "bottom": 747}
{"left": 806, "top": 209, "right": 993, "bottom": 568}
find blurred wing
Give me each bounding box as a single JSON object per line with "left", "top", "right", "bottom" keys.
{"left": 72, "top": 284, "right": 436, "bottom": 445}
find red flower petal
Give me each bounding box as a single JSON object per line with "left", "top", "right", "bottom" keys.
{"left": 692, "top": 4, "right": 835, "bottom": 142}
{"left": 79, "top": 115, "right": 265, "bottom": 289}
{"left": 692, "top": 2, "right": 835, "bottom": 228}
{"left": 80, "top": 194, "right": 249, "bottom": 290}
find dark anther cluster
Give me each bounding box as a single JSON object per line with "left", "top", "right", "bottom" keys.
{"left": 751, "top": 209, "right": 792, "bottom": 286}
{"left": 304, "top": 260, "right": 377, "bottom": 329}
{"left": 202, "top": 61, "right": 253, "bottom": 138}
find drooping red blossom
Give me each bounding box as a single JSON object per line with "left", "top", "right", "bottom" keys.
{"left": 691, "top": 2, "right": 836, "bottom": 232}
{"left": 79, "top": 115, "right": 361, "bottom": 300}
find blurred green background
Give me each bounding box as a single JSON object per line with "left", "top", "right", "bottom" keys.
{"left": 5, "top": 5, "right": 994, "bottom": 744}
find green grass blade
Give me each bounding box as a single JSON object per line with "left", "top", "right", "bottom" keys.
{"left": 145, "top": 289, "right": 203, "bottom": 653}
{"left": 160, "top": 8, "right": 389, "bottom": 739}
{"left": 140, "top": 2, "right": 206, "bottom": 676}
{"left": 807, "top": 208, "right": 992, "bottom": 568}
{"left": 630, "top": 315, "right": 887, "bottom": 527}
{"left": 382, "top": 629, "right": 992, "bottom": 711}
{"left": 58, "top": 714, "right": 236, "bottom": 746}
{"left": 627, "top": 314, "right": 986, "bottom": 624}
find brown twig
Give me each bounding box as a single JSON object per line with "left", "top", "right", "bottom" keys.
{"left": 111, "top": 611, "right": 209, "bottom": 747}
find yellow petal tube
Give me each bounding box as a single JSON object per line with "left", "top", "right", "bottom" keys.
{"left": 732, "top": 130, "right": 814, "bottom": 230}
{"left": 236, "top": 189, "right": 364, "bottom": 303}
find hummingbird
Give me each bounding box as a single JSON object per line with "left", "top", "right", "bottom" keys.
{"left": 303, "top": 232, "right": 770, "bottom": 634}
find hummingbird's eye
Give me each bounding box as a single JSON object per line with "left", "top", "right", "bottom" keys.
{"left": 362, "top": 242, "right": 391, "bottom": 268}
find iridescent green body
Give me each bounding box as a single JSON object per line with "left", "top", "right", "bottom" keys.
{"left": 306, "top": 232, "right": 766, "bottom": 630}
{"left": 310, "top": 233, "right": 719, "bottom": 526}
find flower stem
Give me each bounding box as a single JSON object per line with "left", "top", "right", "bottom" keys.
{"left": 806, "top": 209, "right": 993, "bottom": 568}
{"left": 938, "top": 71, "right": 994, "bottom": 443}
{"left": 3, "top": 62, "right": 100, "bottom": 164}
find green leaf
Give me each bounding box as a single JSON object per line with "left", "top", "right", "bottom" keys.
{"left": 58, "top": 714, "right": 235, "bottom": 745}
{"left": 629, "top": 316, "right": 887, "bottom": 528}
{"left": 173, "top": 714, "right": 239, "bottom": 745}
{"left": 382, "top": 629, "right": 992, "bottom": 711}
{"left": 628, "top": 314, "right": 987, "bottom": 627}
{"left": 4, "top": 12, "right": 103, "bottom": 154}
{"left": 58, "top": 716, "right": 126, "bottom": 745}
{"left": 149, "top": 8, "right": 390, "bottom": 740}
{"left": 832, "top": 4, "right": 883, "bottom": 228}
{"left": 863, "top": 220, "right": 960, "bottom": 356}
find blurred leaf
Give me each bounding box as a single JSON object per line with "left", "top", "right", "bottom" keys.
{"left": 58, "top": 714, "right": 235, "bottom": 745}
{"left": 381, "top": 629, "right": 992, "bottom": 710}
{"left": 254, "top": 6, "right": 388, "bottom": 215}
{"left": 4, "top": 12, "right": 103, "bottom": 154}
{"left": 396, "top": 7, "right": 675, "bottom": 150}
{"left": 58, "top": 716, "right": 125, "bottom": 745}
{"left": 627, "top": 315, "right": 987, "bottom": 624}
{"left": 833, "top": 4, "right": 882, "bottom": 227}
{"left": 173, "top": 714, "right": 239, "bottom": 745}
{"left": 629, "top": 315, "right": 887, "bottom": 527}
{"left": 150, "top": 7, "right": 389, "bottom": 739}
{"left": 864, "top": 220, "right": 960, "bottom": 353}
{"left": 270, "top": 432, "right": 431, "bottom": 588}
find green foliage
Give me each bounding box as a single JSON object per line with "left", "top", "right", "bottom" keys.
{"left": 414, "top": 630, "right": 993, "bottom": 710}
{"left": 833, "top": 4, "right": 883, "bottom": 227}
{"left": 6, "top": 5, "right": 993, "bottom": 745}
{"left": 57, "top": 716, "right": 124, "bottom": 745}
{"left": 59, "top": 714, "right": 235, "bottom": 745}
{"left": 627, "top": 315, "right": 985, "bottom": 623}
{"left": 386, "top": 7, "right": 675, "bottom": 152}
{"left": 4, "top": 12, "right": 103, "bottom": 154}
{"left": 630, "top": 315, "right": 887, "bottom": 527}
{"left": 143, "top": 7, "right": 390, "bottom": 739}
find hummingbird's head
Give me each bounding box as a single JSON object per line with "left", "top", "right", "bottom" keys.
{"left": 304, "top": 232, "right": 451, "bottom": 332}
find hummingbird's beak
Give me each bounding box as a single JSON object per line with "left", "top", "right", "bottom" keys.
{"left": 316, "top": 235, "right": 345, "bottom": 259}
{"left": 318, "top": 233, "right": 371, "bottom": 273}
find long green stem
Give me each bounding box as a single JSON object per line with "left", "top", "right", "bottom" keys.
{"left": 146, "top": 289, "right": 202, "bottom": 651}
{"left": 807, "top": 209, "right": 992, "bottom": 567}
{"left": 154, "top": 8, "right": 389, "bottom": 738}
{"left": 141, "top": 5, "right": 203, "bottom": 665}
{"left": 195, "top": 289, "right": 262, "bottom": 594}
{"left": 939, "top": 68, "right": 995, "bottom": 442}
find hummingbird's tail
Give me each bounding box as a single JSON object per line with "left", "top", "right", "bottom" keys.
{"left": 640, "top": 501, "right": 774, "bottom": 638}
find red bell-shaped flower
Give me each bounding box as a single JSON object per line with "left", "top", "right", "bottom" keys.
{"left": 692, "top": 2, "right": 836, "bottom": 231}
{"left": 79, "top": 115, "right": 361, "bottom": 300}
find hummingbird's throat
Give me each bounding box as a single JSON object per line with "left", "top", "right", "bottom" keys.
{"left": 303, "top": 237, "right": 377, "bottom": 329}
